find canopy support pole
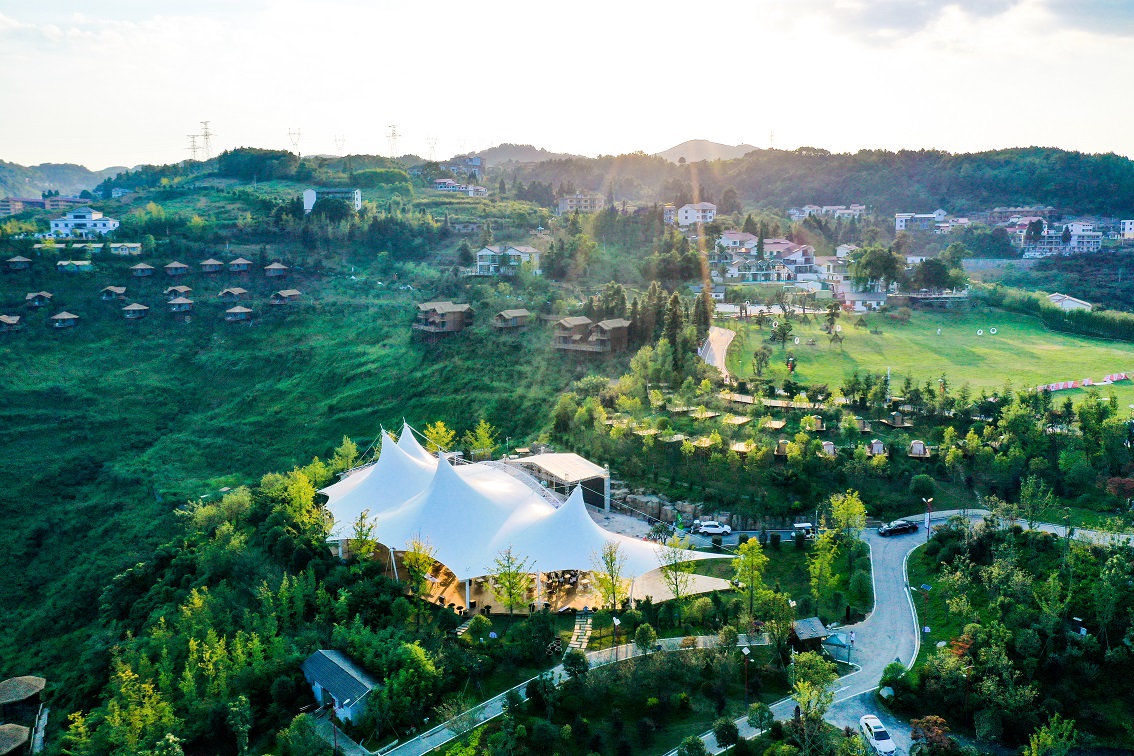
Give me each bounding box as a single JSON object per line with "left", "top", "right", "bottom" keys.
{"left": 390, "top": 548, "right": 399, "bottom": 581}
{"left": 604, "top": 467, "right": 611, "bottom": 512}
{"left": 465, "top": 578, "right": 471, "bottom": 610}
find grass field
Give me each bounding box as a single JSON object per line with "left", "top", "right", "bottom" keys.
{"left": 724, "top": 308, "right": 1134, "bottom": 405}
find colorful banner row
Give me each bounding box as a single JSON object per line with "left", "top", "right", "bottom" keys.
{"left": 1034, "top": 372, "right": 1130, "bottom": 393}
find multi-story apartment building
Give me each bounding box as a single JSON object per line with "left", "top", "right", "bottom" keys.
{"left": 557, "top": 194, "right": 605, "bottom": 215}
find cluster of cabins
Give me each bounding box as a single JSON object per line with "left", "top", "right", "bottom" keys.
{"left": 649, "top": 399, "right": 935, "bottom": 460}
{"left": 412, "top": 301, "right": 633, "bottom": 355}
{"left": 1, "top": 254, "right": 300, "bottom": 331}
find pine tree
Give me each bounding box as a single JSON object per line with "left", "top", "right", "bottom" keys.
{"left": 664, "top": 293, "right": 685, "bottom": 372}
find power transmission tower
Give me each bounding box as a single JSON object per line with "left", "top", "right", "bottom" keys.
{"left": 334, "top": 134, "right": 346, "bottom": 156}
{"left": 769, "top": 130, "right": 775, "bottom": 149}
{"left": 387, "top": 124, "right": 399, "bottom": 158}
{"left": 426, "top": 136, "right": 438, "bottom": 161}
{"left": 186, "top": 134, "right": 200, "bottom": 162}
{"left": 199, "top": 120, "right": 214, "bottom": 160}
{"left": 288, "top": 127, "right": 303, "bottom": 157}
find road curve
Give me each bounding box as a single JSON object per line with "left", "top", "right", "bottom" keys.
{"left": 700, "top": 326, "right": 735, "bottom": 380}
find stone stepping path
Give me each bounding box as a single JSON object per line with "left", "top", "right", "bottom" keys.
{"left": 567, "top": 613, "right": 592, "bottom": 650}
{"left": 454, "top": 617, "right": 475, "bottom": 637}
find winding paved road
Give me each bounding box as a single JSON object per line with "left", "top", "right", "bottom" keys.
{"left": 674, "top": 508, "right": 1134, "bottom": 755}
{"left": 700, "top": 326, "right": 736, "bottom": 380}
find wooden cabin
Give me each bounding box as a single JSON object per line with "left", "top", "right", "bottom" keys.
{"left": 0, "top": 315, "right": 22, "bottom": 332}
{"left": 412, "top": 301, "right": 473, "bottom": 340}
{"left": 164, "top": 285, "right": 192, "bottom": 298}
{"left": 122, "top": 303, "right": 149, "bottom": 320}
{"left": 51, "top": 311, "right": 79, "bottom": 329}
{"left": 228, "top": 257, "right": 253, "bottom": 272}
{"left": 493, "top": 308, "right": 531, "bottom": 331}
{"left": 553, "top": 316, "right": 631, "bottom": 354}
{"left": 56, "top": 260, "right": 92, "bottom": 274}
{"left": 100, "top": 286, "right": 126, "bottom": 301}
{"left": 107, "top": 242, "right": 142, "bottom": 256}
{"left": 25, "top": 291, "right": 52, "bottom": 308}
{"left": 866, "top": 439, "right": 887, "bottom": 457}
{"left": 168, "top": 297, "right": 194, "bottom": 313}
{"left": 590, "top": 318, "right": 631, "bottom": 353}
{"left": 774, "top": 439, "right": 789, "bottom": 456}
{"left": 804, "top": 415, "right": 826, "bottom": 432}
{"left": 264, "top": 262, "right": 289, "bottom": 277}
{"left": 270, "top": 289, "right": 301, "bottom": 305}
{"left": 200, "top": 258, "right": 224, "bottom": 273}
{"left": 821, "top": 440, "right": 837, "bottom": 457}
{"left": 5, "top": 256, "right": 31, "bottom": 271}
{"left": 883, "top": 411, "right": 912, "bottom": 428}
{"left": 553, "top": 316, "right": 592, "bottom": 350}
{"left": 164, "top": 261, "right": 190, "bottom": 276}
{"left": 131, "top": 263, "right": 155, "bottom": 277}
{"left": 854, "top": 416, "right": 872, "bottom": 433}
{"left": 219, "top": 287, "right": 247, "bottom": 302}
{"left": 908, "top": 439, "right": 931, "bottom": 459}
{"left": 225, "top": 305, "right": 252, "bottom": 321}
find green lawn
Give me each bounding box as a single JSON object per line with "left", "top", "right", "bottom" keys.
{"left": 724, "top": 309, "right": 1134, "bottom": 404}
{"left": 904, "top": 545, "right": 970, "bottom": 671}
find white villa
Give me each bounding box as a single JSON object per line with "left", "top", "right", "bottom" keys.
{"left": 50, "top": 207, "right": 119, "bottom": 238}
{"left": 475, "top": 245, "right": 541, "bottom": 276}
{"left": 678, "top": 202, "right": 716, "bottom": 226}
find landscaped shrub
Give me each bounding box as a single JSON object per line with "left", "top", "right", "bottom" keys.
{"left": 770, "top": 532, "right": 781, "bottom": 549}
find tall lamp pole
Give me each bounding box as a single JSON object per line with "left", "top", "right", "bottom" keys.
{"left": 922, "top": 497, "right": 934, "bottom": 542}
{"left": 742, "top": 646, "right": 751, "bottom": 705}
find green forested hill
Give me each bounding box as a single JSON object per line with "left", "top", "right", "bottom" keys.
{"left": 500, "top": 146, "right": 1134, "bottom": 215}
{"left": 0, "top": 253, "right": 591, "bottom": 706}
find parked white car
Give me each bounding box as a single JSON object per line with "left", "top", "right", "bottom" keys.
{"left": 696, "top": 520, "right": 732, "bottom": 535}
{"left": 860, "top": 715, "right": 896, "bottom": 755}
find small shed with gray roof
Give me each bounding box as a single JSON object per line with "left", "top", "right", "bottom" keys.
{"left": 300, "top": 650, "right": 378, "bottom": 723}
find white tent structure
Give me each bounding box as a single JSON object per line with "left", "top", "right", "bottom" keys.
{"left": 320, "top": 423, "right": 725, "bottom": 601}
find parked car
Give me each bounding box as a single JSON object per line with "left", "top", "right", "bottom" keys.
{"left": 878, "top": 519, "right": 918, "bottom": 537}
{"left": 697, "top": 520, "right": 732, "bottom": 535}
{"left": 859, "top": 715, "right": 896, "bottom": 754}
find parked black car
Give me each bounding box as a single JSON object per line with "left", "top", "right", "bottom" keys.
{"left": 878, "top": 520, "right": 918, "bottom": 537}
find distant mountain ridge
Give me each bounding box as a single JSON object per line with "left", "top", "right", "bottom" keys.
{"left": 655, "top": 140, "right": 759, "bottom": 163}
{"left": 462, "top": 143, "right": 581, "bottom": 167}
{"left": 0, "top": 160, "right": 126, "bottom": 199}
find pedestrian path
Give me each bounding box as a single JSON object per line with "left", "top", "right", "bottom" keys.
{"left": 384, "top": 633, "right": 767, "bottom": 756}
{"left": 454, "top": 617, "right": 475, "bottom": 637}
{"left": 567, "top": 613, "right": 592, "bottom": 650}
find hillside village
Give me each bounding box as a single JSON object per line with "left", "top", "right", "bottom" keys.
{"left": 3, "top": 144, "right": 1134, "bottom": 756}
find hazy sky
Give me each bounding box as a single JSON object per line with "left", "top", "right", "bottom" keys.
{"left": 2, "top": 0, "right": 1132, "bottom": 169}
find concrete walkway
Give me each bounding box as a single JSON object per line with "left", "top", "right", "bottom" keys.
{"left": 383, "top": 634, "right": 767, "bottom": 756}
{"left": 700, "top": 326, "right": 736, "bottom": 380}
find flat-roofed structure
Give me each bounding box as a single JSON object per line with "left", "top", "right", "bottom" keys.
{"left": 515, "top": 452, "right": 611, "bottom": 510}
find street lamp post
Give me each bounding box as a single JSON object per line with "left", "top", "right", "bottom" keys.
{"left": 742, "top": 646, "right": 751, "bottom": 705}
{"left": 922, "top": 497, "right": 934, "bottom": 542}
